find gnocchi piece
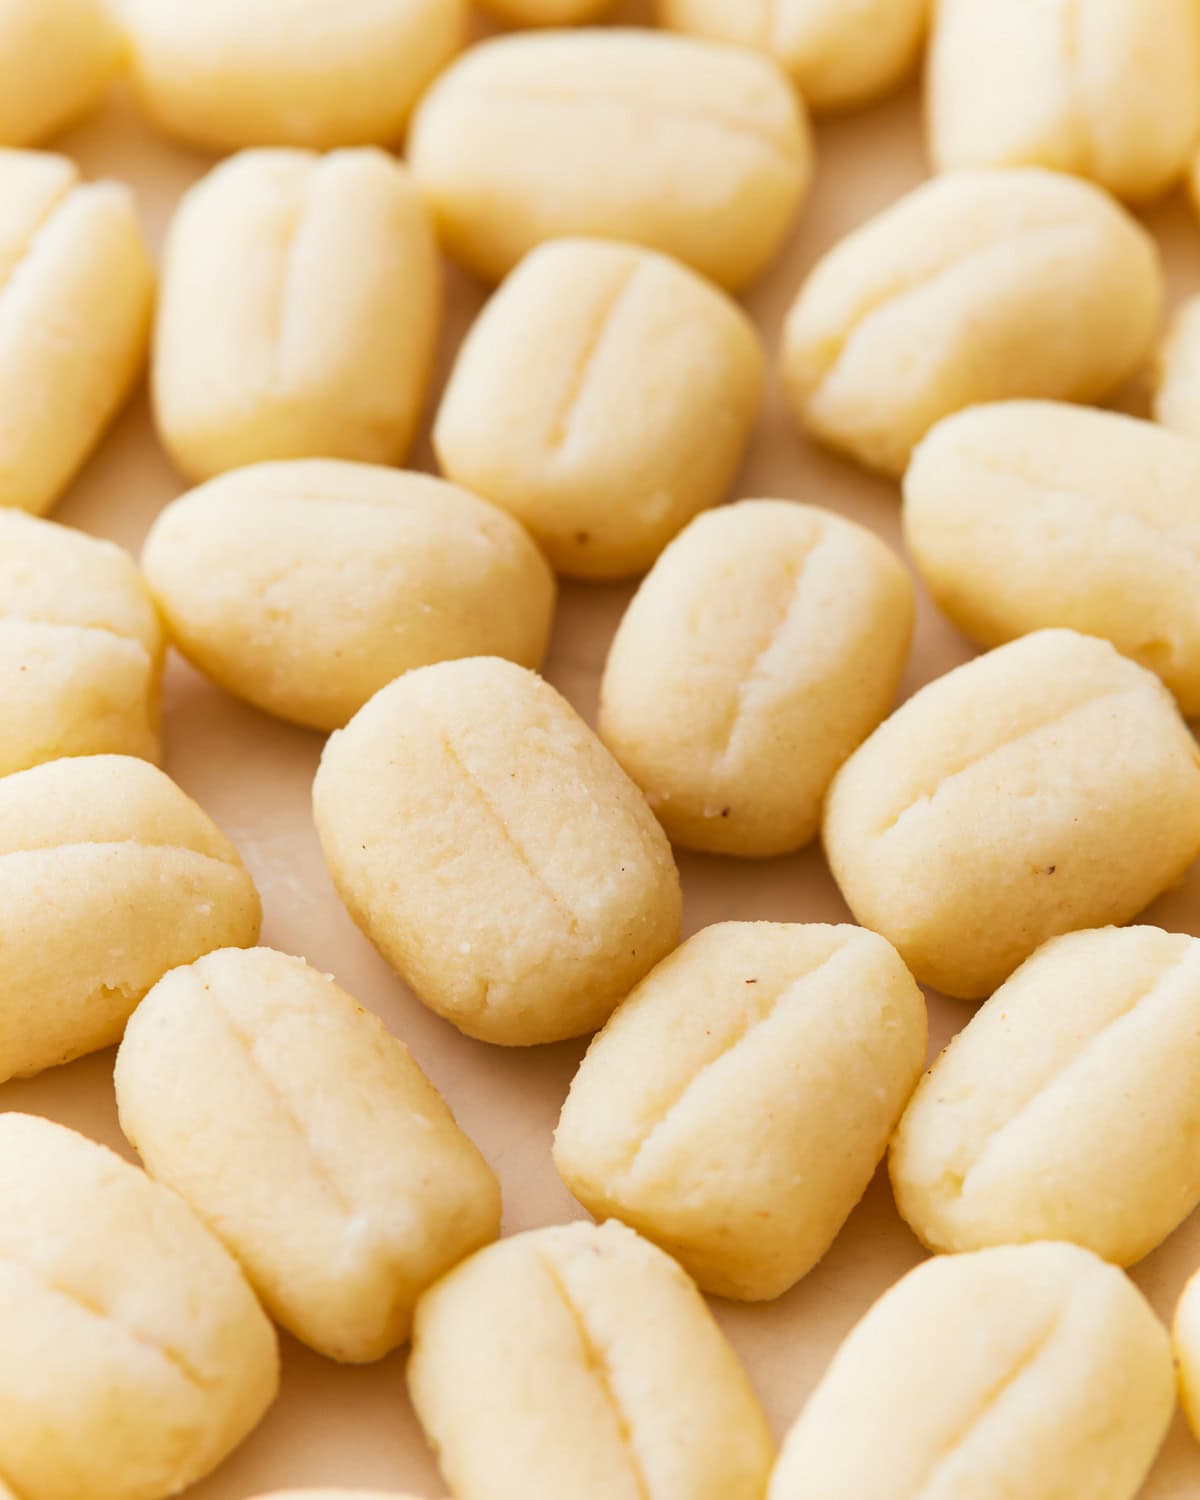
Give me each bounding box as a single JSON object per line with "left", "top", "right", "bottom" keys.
{"left": 0, "top": 149, "right": 154, "bottom": 515}
{"left": 769, "top": 1242, "right": 1174, "bottom": 1500}
{"left": 116, "top": 946, "right": 501, "bottom": 1362}
{"left": 1153, "top": 294, "right": 1200, "bottom": 440}
{"left": 555, "top": 923, "right": 927, "bottom": 1300}
{"left": 120, "top": 0, "right": 466, "bottom": 151}
{"left": 0, "top": 0, "right": 120, "bottom": 147}
{"left": 781, "top": 167, "right": 1162, "bottom": 477}
{"left": 904, "top": 402, "right": 1200, "bottom": 713}
{"left": 598, "top": 500, "right": 914, "bottom": 853}
{"left": 0, "top": 1113, "right": 278, "bottom": 1500}
{"left": 408, "top": 30, "right": 811, "bottom": 291}
{"left": 408, "top": 1220, "right": 774, "bottom": 1500}
{"left": 433, "top": 239, "right": 764, "bottom": 579}
{"left": 0, "top": 510, "right": 163, "bottom": 775}
{"left": 141, "top": 461, "right": 554, "bottom": 731}
{"left": 0, "top": 754, "right": 261, "bottom": 1082}
{"left": 928, "top": 0, "right": 1200, "bottom": 202}
{"left": 313, "top": 657, "right": 682, "bottom": 1046}
{"left": 1175, "top": 1268, "right": 1200, "bottom": 1443}
{"left": 153, "top": 148, "right": 440, "bottom": 484}
{"left": 892, "top": 926, "right": 1200, "bottom": 1265}
{"left": 822, "top": 629, "right": 1200, "bottom": 998}
{"left": 656, "top": 0, "right": 929, "bottom": 113}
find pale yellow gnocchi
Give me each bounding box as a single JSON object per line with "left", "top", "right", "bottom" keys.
{"left": 0, "top": 0, "right": 120, "bottom": 147}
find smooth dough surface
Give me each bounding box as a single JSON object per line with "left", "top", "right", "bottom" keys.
{"left": 408, "top": 29, "right": 811, "bottom": 291}
{"left": 598, "top": 499, "right": 914, "bottom": 853}
{"left": 781, "top": 166, "right": 1162, "bottom": 477}
{"left": 822, "top": 629, "right": 1200, "bottom": 998}
{"left": 555, "top": 922, "right": 926, "bottom": 1299}
{"left": 313, "top": 657, "right": 681, "bottom": 1045}
{"left": 769, "top": 1242, "right": 1174, "bottom": 1500}
{"left": 142, "top": 461, "right": 554, "bottom": 730}
{"left": 434, "top": 238, "right": 764, "bottom": 579}
{"left": 153, "top": 148, "right": 440, "bottom": 483}
{"left": 1174, "top": 1268, "right": 1200, "bottom": 1443}
{"left": 0, "top": 0, "right": 120, "bottom": 147}
{"left": 408, "top": 1220, "right": 774, "bottom": 1500}
{"left": 0, "top": 1113, "right": 279, "bottom": 1500}
{"left": 1153, "top": 292, "right": 1200, "bottom": 440}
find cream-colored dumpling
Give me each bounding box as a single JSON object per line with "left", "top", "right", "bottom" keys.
{"left": 1153, "top": 293, "right": 1200, "bottom": 439}
{"left": 115, "top": 946, "right": 501, "bottom": 1362}
{"left": 409, "top": 1220, "right": 774, "bottom": 1500}
{"left": 141, "top": 461, "right": 555, "bottom": 731}
{"left": 0, "top": 149, "right": 154, "bottom": 514}
{"left": 656, "top": 0, "right": 928, "bottom": 112}
{"left": 433, "top": 239, "right": 764, "bottom": 579}
{"left": 121, "top": 0, "right": 465, "bottom": 151}
{"left": 0, "top": 1113, "right": 278, "bottom": 1500}
{"left": 892, "top": 926, "right": 1200, "bottom": 1265}
{"left": 555, "top": 923, "right": 926, "bottom": 1300}
{"left": 153, "top": 148, "right": 440, "bottom": 484}
{"left": 0, "top": 510, "right": 163, "bottom": 775}
{"left": 0, "top": 754, "right": 261, "bottom": 1081}
{"left": 1175, "top": 1268, "right": 1200, "bottom": 1443}
{"left": 0, "top": 0, "right": 121, "bottom": 147}
{"left": 904, "top": 402, "right": 1200, "bottom": 714}
{"left": 769, "top": 1242, "right": 1173, "bottom": 1500}
{"left": 408, "top": 30, "right": 811, "bottom": 291}
{"left": 598, "top": 500, "right": 914, "bottom": 853}
{"left": 313, "top": 657, "right": 682, "bottom": 1046}
{"left": 781, "top": 167, "right": 1162, "bottom": 477}
{"left": 928, "top": 0, "right": 1200, "bottom": 202}
{"left": 822, "top": 629, "right": 1200, "bottom": 999}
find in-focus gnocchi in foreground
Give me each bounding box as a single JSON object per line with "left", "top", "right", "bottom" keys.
{"left": 0, "top": 0, "right": 120, "bottom": 147}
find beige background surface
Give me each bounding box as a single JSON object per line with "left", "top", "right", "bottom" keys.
{"left": 10, "top": 3, "right": 1200, "bottom": 1495}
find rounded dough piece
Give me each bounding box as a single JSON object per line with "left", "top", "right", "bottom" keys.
{"left": 1153, "top": 293, "right": 1200, "bottom": 439}
{"left": 408, "top": 1220, "right": 774, "bottom": 1500}
{"left": 116, "top": 946, "right": 502, "bottom": 1362}
{"left": 407, "top": 29, "right": 811, "bottom": 292}
{"left": 0, "top": 754, "right": 261, "bottom": 1081}
{"left": 903, "top": 401, "right": 1200, "bottom": 714}
{"left": 822, "top": 629, "right": 1200, "bottom": 999}
{"left": 152, "top": 148, "right": 441, "bottom": 484}
{"left": 1174, "top": 1268, "right": 1200, "bottom": 1443}
{"left": 769, "top": 1242, "right": 1174, "bottom": 1500}
{"left": 555, "top": 922, "right": 927, "bottom": 1299}
{"left": 657, "top": 0, "right": 928, "bottom": 113}
{"left": 598, "top": 500, "right": 914, "bottom": 854}
{"left": 780, "top": 166, "right": 1163, "bottom": 478}
{"left": 0, "top": 1113, "right": 278, "bottom": 1500}
{"left": 0, "top": 0, "right": 120, "bottom": 147}
{"left": 141, "top": 461, "right": 555, "bottom": 731}
{"left": 433, "top": 239, "right": 764, "bottom": 579}
{"left": 0, "top": 509, "right": 163, "bottom": 775}
{"left": 891, "top": 926, "right": 1200, "bottom": 1265}
{"left": 928, "top": 0, "right": 1200, "bottom": 202}
{"left": 120, "top": 0, "right": 466, "bottom": 151}
{"left": 313, "top": 657, "right": 682, "bottom": 1046}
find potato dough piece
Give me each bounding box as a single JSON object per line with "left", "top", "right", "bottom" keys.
{"left": 116, "top": 947, "right": 500, "bottom": 1362}
{"left": 1175, "top": 1268, "right": 1200, "bottom": 1442}
{"left": 141, "top": 461, "right": 554, "bottom": 731}
{"left": 1153, "top": 294, "right": 1200, "bottom": 440}
{"left": 904, "top": 402, "right": 1200, "bottom": 713}
{"left": 409, "top": 1220, "right": 773, "bottom": 1500}
{"left": 555, "top": 923, "right": 926, "bottom": 1300}
{"left": 408, "top": 30, "right": 811, "bottom": 291}
{"left": 0, "top": 1113, "right": 278, "bottom": 1500}
{"left": 928, "top": 0, "right": 1200, "bottom": 202}
{"left": 0, "top": 0, "right": 120, "bottom": 146}
{"left": 598, "top": 500, "right": 914, "bottom": 852}
{"left": 0, "top": 754, "right": 261, "bottom": 1081}
{"left": 781, "top": 167, "right": 1162, "bottom": 477}
{"left": 656, "top": 0, "right": 928, "bottom": 113}
{"left": 121, "top": 0, "right": 465, "bottom": 151}
{"left": 822, "top": 629, "right": 1200, "bottom": 998}
{"left": 434, "top": 240, "right": 764, "bottom": 579}
{"left": 0, "top": 149, "right": 154, "bottom": 514}
{"left": 313, "top": 657, "right": 681, "bottom": 1045}
{"left": 769, "top": 1242, "right": 1173, "bottom": 1500}
{"left": 892, "top": 926, "right": 1200, "bottom": 1265}
{"left": 0, "top": 510, "right": 163, "bottom": 774}
{"left": 153, "top": 148, "right": 440, "bottom": 484}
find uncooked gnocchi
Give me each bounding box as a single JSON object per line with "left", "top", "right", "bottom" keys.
{"left": 1175, "top": 1268, "right": 1200, "bottom": 1443}
{"left": 408, "top": 1220, "right": 774, "bottom": 1500}
{"left": 1154, "top": 294, "right": 1200, "bottom": 440}
{"left": 0, "top": 0, "right": 120, "bottom": 147}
